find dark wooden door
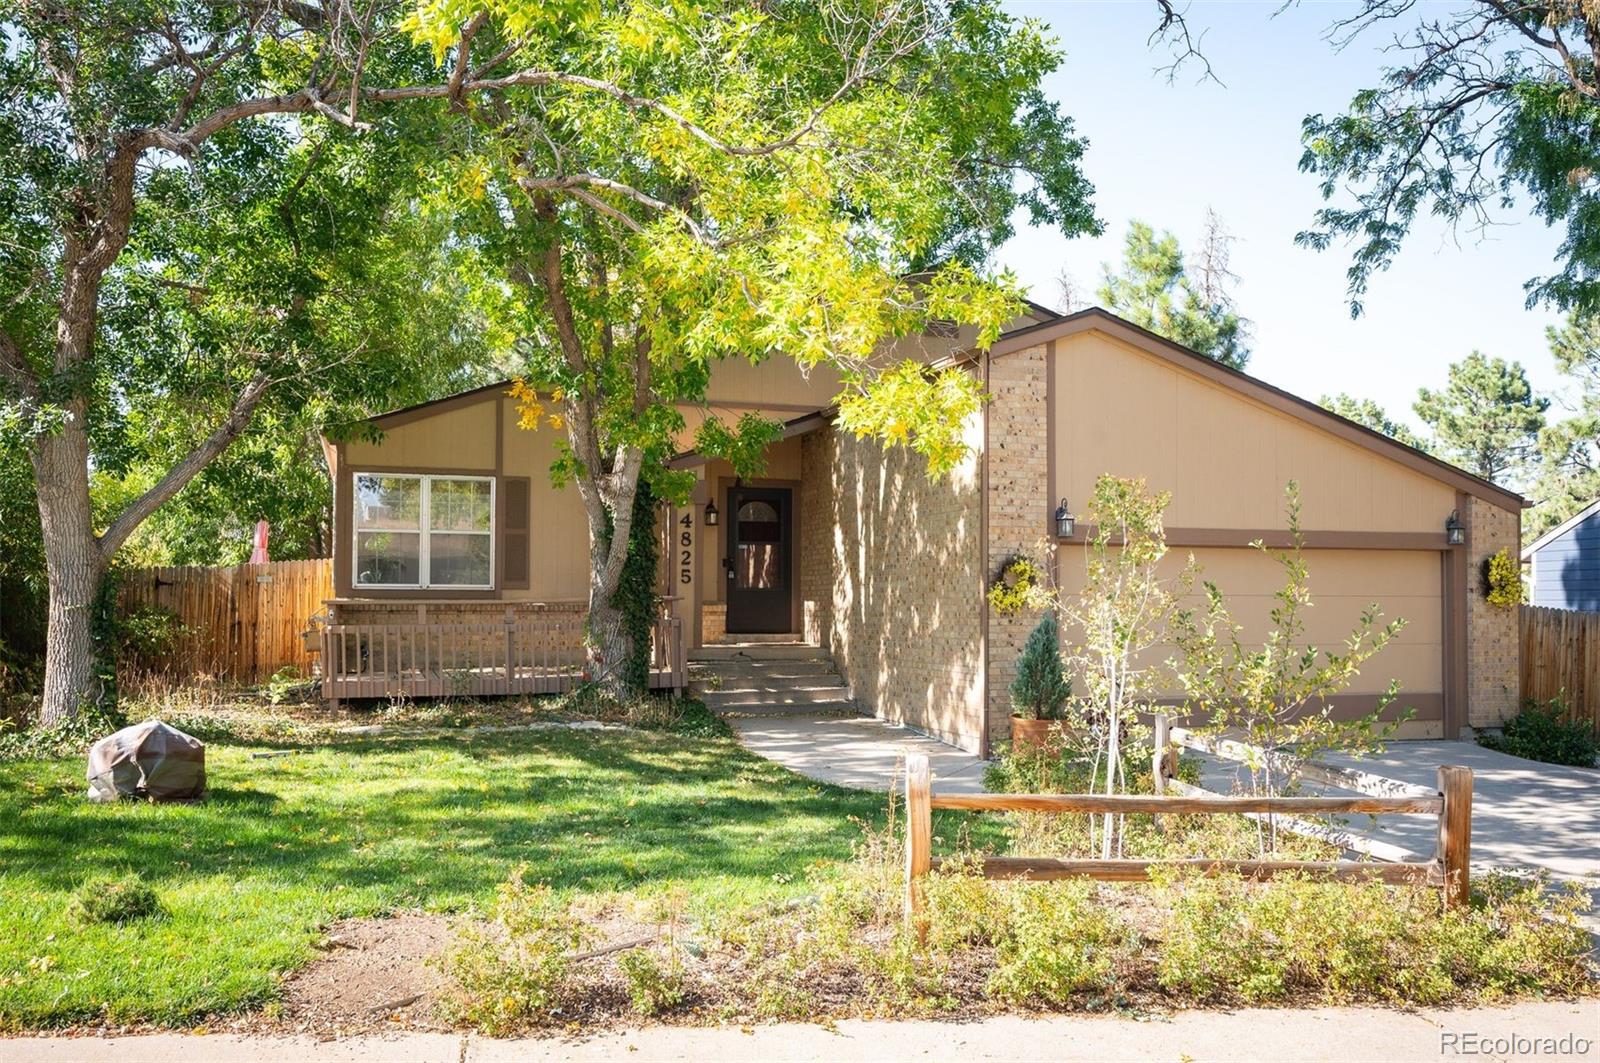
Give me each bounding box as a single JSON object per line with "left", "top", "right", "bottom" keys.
{"left": 725, "top": 485, "right": 793, "bottom": 634}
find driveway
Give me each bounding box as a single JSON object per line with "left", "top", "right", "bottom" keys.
{"left": 1200, "top": 740, "right": 1600, "bottom": 928}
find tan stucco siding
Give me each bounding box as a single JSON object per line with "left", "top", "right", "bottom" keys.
{"left": 1054, "top": 546, "right": 1442, "bottom": 703}
{"left": 338, "top": 395, "right": 590, "bottom": 602}
{"left": 499, "top": 401, "right": 589, "bottom": 601}
{"left": 801, "top": 422, "right": 986, "bottom": 753}
{"left": 1051, "top": 331, "right": 1457, "bottom": 533}
{"left": 344, "top": 398, "right": 498, "bottom": 470}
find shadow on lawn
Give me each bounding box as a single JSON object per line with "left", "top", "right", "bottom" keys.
{"left": 1, "top": 727, "right": 892, "bottom": 903}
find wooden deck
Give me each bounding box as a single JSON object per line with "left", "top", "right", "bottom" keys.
{"left": 319, "top": 612, "right": 685, "bottom": 705}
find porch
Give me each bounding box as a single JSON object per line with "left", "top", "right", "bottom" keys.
{"left": 316, "top": 599, "right": 685, "bottom": 706}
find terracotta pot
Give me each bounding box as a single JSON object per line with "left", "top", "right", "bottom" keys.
{"left": 1010, "top": 715, "right": 1057, "bottom": 751}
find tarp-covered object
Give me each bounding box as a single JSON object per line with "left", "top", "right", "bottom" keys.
{"left": 86, "top": 720, "right": 206, "bottom": 803}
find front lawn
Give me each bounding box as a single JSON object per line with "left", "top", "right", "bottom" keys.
{"left": 0, "top": 712, "right": 891, "bottom": 1028}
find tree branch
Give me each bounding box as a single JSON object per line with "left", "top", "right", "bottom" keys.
{"left": 97, "top": 371, "right": 273, "bottom": 558}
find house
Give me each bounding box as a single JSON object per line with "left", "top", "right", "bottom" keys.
{"left": 1523, "top": 498, "right": 1600, "bottom": 611}
{"left": 319, "top": 307, "right": 1524, "bottom": 752}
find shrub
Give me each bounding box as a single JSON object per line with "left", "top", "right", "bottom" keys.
{"left": 986, "top": 881, "right": 1131, "bottom": 1005}
{"left": 618, "top": 946, "right": 686, "bottom": 1016}
{"left": 0, "top": 701, "right": 127, "bottom": 762}
{"left": 1150, "top": 869, "right": 1594, "bottom": 1005}
{"left": 439, "top": 868, "right": 588, "bottom": 1034}
{"left": 1009, "top": 614, "right": 1070, "bottom": 720}
{"left": 1478, "top": 697, "right": 1598, "bottom": 767}
{"left": 115, "top": 605, "right": 190, "bottom": 668}
{"left": 66, "top": 873, "right": 162, "bottom": 926}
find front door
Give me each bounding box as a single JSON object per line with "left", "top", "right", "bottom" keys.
{"left": 725, "top": 485, "right": 793, "bottom": 634}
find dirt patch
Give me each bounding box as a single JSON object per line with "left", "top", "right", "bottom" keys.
{"left": 273, "top": 913, "right": 456, "bottom": 1036}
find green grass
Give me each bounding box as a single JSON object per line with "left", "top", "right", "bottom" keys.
{"left": 0, "top": 720, "right": 898, "bottom": 1028}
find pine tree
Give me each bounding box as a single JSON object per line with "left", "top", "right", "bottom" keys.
{"left": 1097, "top": 218, "right": 1251, "bottom": 370}
{"left": 1414, "top": 352, "right": 1548, "bottom": 485}
{"left": 1009, "top": 613, "right": 1070, "bottom": 720}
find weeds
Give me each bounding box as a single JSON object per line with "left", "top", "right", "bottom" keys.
{"left": 438, "top": 867, "right": 591, "bottom": 1034}
{"left": 65, "top": 874, "right": 162, "bottom": 926}
{"left": 618, "top": 946, "right": 686, "bottom": 1016}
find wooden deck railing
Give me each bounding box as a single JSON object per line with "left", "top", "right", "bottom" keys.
{"left": 903, "top": 740, "right": 1473, "bottom": 938}
{"left": 319, "top": 610, "right": 685, "bottom": 706}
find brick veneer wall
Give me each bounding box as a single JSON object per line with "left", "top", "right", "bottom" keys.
{"left": 799, "top": 423, "right": 986, "bottom": 752}
{"left": 982, "top": 345, "right": 1053, "bottom": 746}
{"left": 1465, "top": 496, "right": 1521, "bottom": 728}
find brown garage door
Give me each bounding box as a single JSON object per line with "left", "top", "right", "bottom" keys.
{"left": 1057, "top": 546, "right": 1444, "bottom": 732}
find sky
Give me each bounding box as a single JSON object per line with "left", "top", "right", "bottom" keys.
{"left": 995, "top": 1, "right": 1574, "bottom": 437}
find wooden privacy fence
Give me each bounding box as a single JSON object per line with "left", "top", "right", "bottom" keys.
{"left": 903, "top": 745, "right": 1473, "bottom": 937}
{"left": 118, "top": 559, "right": 333, "bottom": 683}
{"left": 1520, "top": 605, "right": 1600, "bottom": 731}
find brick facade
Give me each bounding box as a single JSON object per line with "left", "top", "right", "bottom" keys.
{"left": 982, "top": 345, "right": 1053, "bottom": 746}
{"left": 799, "top": 422, "right": 986, "bottom": 752}
{"left": 1465, "top": 496, "right": 1521, "bottom": 729}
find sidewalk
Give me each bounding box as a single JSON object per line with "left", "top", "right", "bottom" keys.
{"left": 7, "top": 1002, "right": 1596, "bottom": 1062}
{"left": 730, "top": 711, "right": 990, "bottom": 793}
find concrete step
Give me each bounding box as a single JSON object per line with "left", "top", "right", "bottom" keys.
{"left": 717, "top": 701, "right": 862, "bottom": 718}
{"left": 690, "top": 658, "right": 840, "bottom": 678}
{"left": 689, "top": 643, "right": 826, "bottom": 661}
{"left": 705, "top": 632, "right": 806, "bottom": 644}
{"left": 702, "top": 685, "right": 851, "bottom": 709}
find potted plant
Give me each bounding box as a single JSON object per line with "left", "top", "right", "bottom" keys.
{"left": 1009, "top": 613, "right": 1071, "bottom": 749}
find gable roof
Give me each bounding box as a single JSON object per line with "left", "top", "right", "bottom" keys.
{"left": 1522, "top": 498, "right": 1600, "bottom": 559}
{"left": 986, "top": 307, "right": 1526, "bottom": 514}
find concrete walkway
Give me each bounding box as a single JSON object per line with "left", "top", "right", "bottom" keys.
{"left": 730, "top": 711, "right": 989, "bottom": 793}
{"left": 8, "top": 1001, "right": 1597, "bottom": 1061}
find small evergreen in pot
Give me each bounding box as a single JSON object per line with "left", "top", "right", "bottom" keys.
{"left": 1010, "top": 613, "right": 1071, "bottom": 749}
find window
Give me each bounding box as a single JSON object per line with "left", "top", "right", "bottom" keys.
{"left": 354, "top": 474, "right": 494, "bottom": 589}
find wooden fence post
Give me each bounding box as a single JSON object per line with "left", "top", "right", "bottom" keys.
{"left": 1152, "top": 714, "right": 1170, "bottom": 794}
{"left": 1436, "top": 765, "right": 1473, "bottom": 908}
{"left": 904, "top": 753, "right": 932, "bottom": 941}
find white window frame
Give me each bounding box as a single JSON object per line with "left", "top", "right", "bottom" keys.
{"left": 352, "top": 473, "right": 495, "bottom": 591}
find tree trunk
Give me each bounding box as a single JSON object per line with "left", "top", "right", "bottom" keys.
{"left": 585, "top": 592, "right": 632, "bottom": 698}
{"left": 31, "top": 413, "right": 106, "bottom": 726}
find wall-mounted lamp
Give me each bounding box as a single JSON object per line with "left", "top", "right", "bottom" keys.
{"left": 1445, "top": 510, "right": 1464, "bottom": 546}
{"left": 1054, "top": 498, "right": 1075, "bottom": 539}
{"left": 704, "top": 499, "right": 719, "bottom": 527}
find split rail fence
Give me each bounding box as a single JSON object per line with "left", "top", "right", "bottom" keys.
{"left": 903, "top": 730, "right": 1472, "bottom": 936}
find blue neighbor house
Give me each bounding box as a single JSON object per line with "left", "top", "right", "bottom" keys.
{"left": 1523, "top": 499, "right": 1600, "bottom": 612}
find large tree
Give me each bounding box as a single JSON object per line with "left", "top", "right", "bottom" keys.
{"left": 1094, "top": 217, "right": 1251, "bottom": 370}
{"left": 1529, "top": 313, "right": 1600, "bottom": 538}
{"left": 0, "top": 2, "right": 500, "bottom": 722}
{"left": 1298, "top": 1, "right": 1600, "bottom": 315}
{"left": 1414, "top": 351, "right": 1548, "bottom": 484}
{"left": 404, "top": 0, "right": 1105, "bottom": 693}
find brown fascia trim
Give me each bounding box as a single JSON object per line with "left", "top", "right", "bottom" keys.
{"left": 982, "top": 308, "right": 1527, "bottom": 515}
{"left": 1057, "top": 526, "right": 1463, "bottom": 551}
